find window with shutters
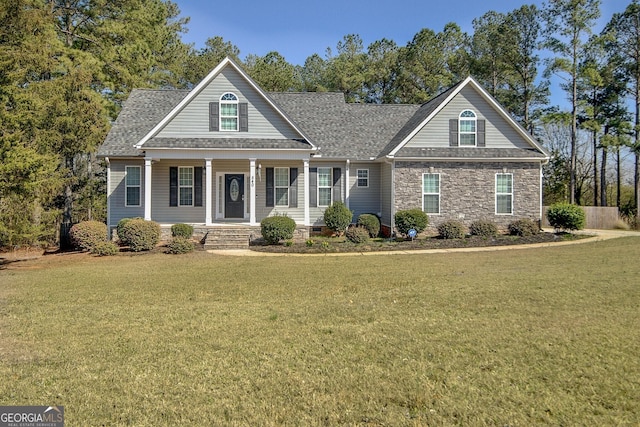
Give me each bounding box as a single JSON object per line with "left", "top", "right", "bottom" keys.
{"left": 318, "top": 167, "right": 332, "bottom": 207}
{"left": 220, "top": 92, "right": 238, "bottom": 131}
{"left": 125, "top": 166, "right": 141, "bottom": 207}
{"left": 496, "top": 173, "right": 513, "bottom": 214}
{"left": 179, "top": 166, "right": 194, "bottom": 206}
{"left": 459, "top": 109, "right": 476, "bottom": 146}
{"left": 275, "top": 167, "right": 289, "bottom": 206}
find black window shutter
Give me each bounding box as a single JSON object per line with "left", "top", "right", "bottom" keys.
{"left": 289, "top": 168, "right": 298, "bottom": 208}
{"left": 239, "top": 103, "right": 248, "bottom": 132}
{"left": 477, "top": 119, "right": 486, "bottom": 147}
{"left": 194, "top": 167, "right": 203, "bottom": 207}
{"left": 333, "top": 167, "right": 342, "bottom": 202}
{"left": 449, "top": 119, "right": 458, "bottom": 146}
{"left": 266, "top": 167, "right": 274, "bottom": 207}
{"left": 169, "top": 167, "right": 178, "bottom": 207}
{"left": 209, "top": 102, "right": 219, "bottom": 131}
{"left": 309, "top": 168, "right": 317, "bottom": 208}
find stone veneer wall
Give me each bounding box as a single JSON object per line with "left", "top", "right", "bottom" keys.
{"left": 394, "top": 161, "right": 541, "bottom": 230}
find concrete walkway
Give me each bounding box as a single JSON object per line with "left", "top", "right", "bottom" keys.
{"left": 207, "top": 228, "right": 640, "bottom": 257}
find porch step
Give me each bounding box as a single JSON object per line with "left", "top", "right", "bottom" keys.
{"left": 204, "top": 227, "right": 257, "bottom": 250}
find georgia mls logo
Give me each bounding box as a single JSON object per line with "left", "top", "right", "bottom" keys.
{"left": 0, "top": 406, "right": 64, "bottom": 427}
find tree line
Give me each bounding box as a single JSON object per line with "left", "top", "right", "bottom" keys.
{"left": 1, "top": 0, "right": 639, "bottom": 247}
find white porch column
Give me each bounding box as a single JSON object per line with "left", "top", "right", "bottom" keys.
{"left": 205, "top": 158, "right": 213, "bottom": 225}
{"left": 345, "top": 159, "right": 350, "bottom": 209}
{"left": 144, "top": 157, "right": 152, "bottom": 221}
{"left": 304, "top": 158, "right": 310, "bottom": 226}
{"left": 249, "top": 158, "right": 257, "bottom": 225}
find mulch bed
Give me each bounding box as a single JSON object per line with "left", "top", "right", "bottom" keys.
{"left": 249, "top": 231, "right": 592, "bottom": 254}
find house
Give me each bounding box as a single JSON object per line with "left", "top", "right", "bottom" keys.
{"left": 98, "top": 57, "right": 549, "bottom": 244}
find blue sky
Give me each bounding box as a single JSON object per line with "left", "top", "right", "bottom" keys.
{"left": 176, "top": 0, "right": 632, "bottom": 108}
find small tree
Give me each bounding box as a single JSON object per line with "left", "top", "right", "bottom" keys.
{"left": 323, "top": 202, "right": 353, "bottom": 234}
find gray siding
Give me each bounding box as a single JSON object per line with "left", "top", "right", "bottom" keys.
{"left": 152, "top": 160, "right": 206, "bottom": 224}
{"left": 109, "top": 160, "right": 145, "bottom": 226}
{"left": 407, "top": 86, "right": 532, "bottom": 149}
{"left": 309, "top": 162, "right": 344, "bottom": 226}
{"left": 255, "top": 161, "right": 306, "bottom": 224}
{"left": 348, "top": 163, "right": 381, "bottom": 221}
{"left": 158, "top": 67, "right": 300, "bottom": 139}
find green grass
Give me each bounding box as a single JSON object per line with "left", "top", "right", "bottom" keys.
{"left": 1, "top": 238, "right": 640, "bottom": 425}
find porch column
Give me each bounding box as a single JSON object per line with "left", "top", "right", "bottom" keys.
{"left": 249, "top": 158, "right": 257, "bottom": 225}
{"left": 345, "top": 159, "right": 350, "bottom": 209}
{"left": 304, "top": 158, "right": 310, "bottom": 226}
{"left": 205, "top": 158, "right": 213, "bottom": 226}
{"left": 144, "top": 157, "right": 152, "bottom": 221}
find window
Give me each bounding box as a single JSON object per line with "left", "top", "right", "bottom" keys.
{"left": 179, "top": 166, "right": 194, "bottom": 206}
{"left": 220, "top": 92, "right": 238, "bottom": 131}
{"left": 125, "top": 166, "right": 141, "bottom": 207}
{"left": 318, "top": 167, "right": 332, "bottom": 207}
{"left": 275, "top": 167, "right": 289, "bottom": 206}
{"left": 496, "top": 173, "right": 513, "bottom": 214}
{"left": 357, "top": 169, "right": 369, "bottom": 187}
{"left": 459, "top": 109, "right": 477, "bottom": 146}
{"left": 423, "top": 173, "right": 440, "bottom": 214}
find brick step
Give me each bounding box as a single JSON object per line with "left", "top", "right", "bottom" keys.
{"left": 203, "top": 227, "right": 257, "bottom": 250}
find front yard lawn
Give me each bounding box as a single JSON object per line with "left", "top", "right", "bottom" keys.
{"left": 1, "top": 237, "right": 639, "bottom": 425}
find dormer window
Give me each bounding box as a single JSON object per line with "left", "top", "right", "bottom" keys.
{"left": 220, "top": 92, "right": 239, "bottom": 131}
{"left": 459, "top": 110, "right": 477, "bottom": 146}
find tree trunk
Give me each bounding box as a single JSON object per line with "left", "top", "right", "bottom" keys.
{"left": 593, "top": 129, "right": 598, "bottom": 206}
{"left": 59, "top": 156, "right": 74, "bottom": 250}
{"left": 600, "top": 145, "right": 607, "bottom": 206}
{"left": 617, "top": 148, "right": 622, "bottom": 208}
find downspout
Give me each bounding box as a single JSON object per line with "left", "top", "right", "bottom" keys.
{"left": 540, "top": 158, "right": 549, "bottom": 228}
{"left": 105, "top": 157, "right": 111, "bottom": 239}
{"left": 345, "top": 159, "right": 350, "bottom": 210}
{"left": 385, "top": 156, "right": 395, "bottom": 236}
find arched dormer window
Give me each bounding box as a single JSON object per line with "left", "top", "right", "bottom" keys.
{"left": 220, "top": 92, "right": 239, "bottom": 131}
{"left": 459, "top": 109, "right": 477, "bottom": 146}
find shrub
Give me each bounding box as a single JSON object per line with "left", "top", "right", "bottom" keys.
{"left": 323, "top": 202, "right": 353, "bottom": 234}
{"left": 345, "top": 226, "right": 370, "bottom": 244}
{"left": 119, "top": 218, "right": 161, "bottom": 251}
{"left": 91, "top": 241, "right": 119, "bottom": 256}
{"left": 69, "top": 221, "right": 107, "bottom": 251}
{"left": 546, "top": 203, "right": 586, "bottom": 231}
{"left": 469, "top": 219, "right": 498, "bottom": 238}
{"left": 508, "top": 218, "right": 540, "bottom": 237}
{"left": 437, "top": 220, "right": 466, "bottom": 239}
{"left": 166, "top": 236, "right": 195, "bottom": 254}
{"left": 394, "top": 209, "right": 429, "bottom": 237}
{"left": 116, "top": 217, "right": 141, "bottom": 245}
{"left": 261, "top": 215, "right": 296, "bottom": 245}
{"left": 171, "top": 223, "right": 194, "bottom": 238}
{"left": 357, "top": 214, "right": 380, "bottom": 238}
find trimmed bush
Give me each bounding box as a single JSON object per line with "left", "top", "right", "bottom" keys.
{"left": 546, "top": 203, "right": 586, "bottom": 231}
{"left": 69, "top": 221, "right": 107, "bottom": 251}
{"left": 469, "top": 219, "right": 498, "bottom": 237}
{"left": 171, "top": 223, "right": 194, "bottom": 238}
{"left": 394, "top": 209, "right": 429, "bottom": 237}
{"left": 116, "top": 217, "right": 141, "bottom": 245}
{"left": 119, "top": 218, "right": 161, "bottom": 251}
{"left": 508, "top": 218, "right": 539, "bottom": 237}
{"left": 91, "top": 241, "right": 119, "bottom": 256}
{"left": 166, "top": 236, "right": 195, "bottom": 254}
{"left": 261, "top": 215, "right": 296, "bottom": 245}
{"left": 323, "top": 202, "right": 353, "bottom": 234}
{"left": 437, "top": 220, "right": 466, "bottom": 239}
{"left": 357, "top": 214, "right": 380, "bottom": 238}
{"left": 345, "top": 226, "right": 370, "bottom": 244}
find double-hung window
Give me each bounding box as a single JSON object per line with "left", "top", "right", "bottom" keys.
{"left": 423, "top": 173, "right": 440, "bottom": 214}
{"left": 496, "top": 173, "right": 513, "bottom": 214}
{"left": 318, "top": 167, "right": 332, "bottom": 207}
{"left": 179, "top": 166, "right": 194, "bottom": 206}
{"left": 459, "top": 110, "right": 477, "bottom": 146}
{"left": 125, "top": 166, "right": 141, "bottom": 207}
{"left": 275, "top": 167, "right": 289, "bottom": 206}
{"left": 357, "top": 169, "right": 369, "bottom": 187}
{"left": 220, "top": 92, "right": 238, "bottom": 131}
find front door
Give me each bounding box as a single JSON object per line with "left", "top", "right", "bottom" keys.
{"left": 225, "top": 174, "right": 244, "bottom": 218}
